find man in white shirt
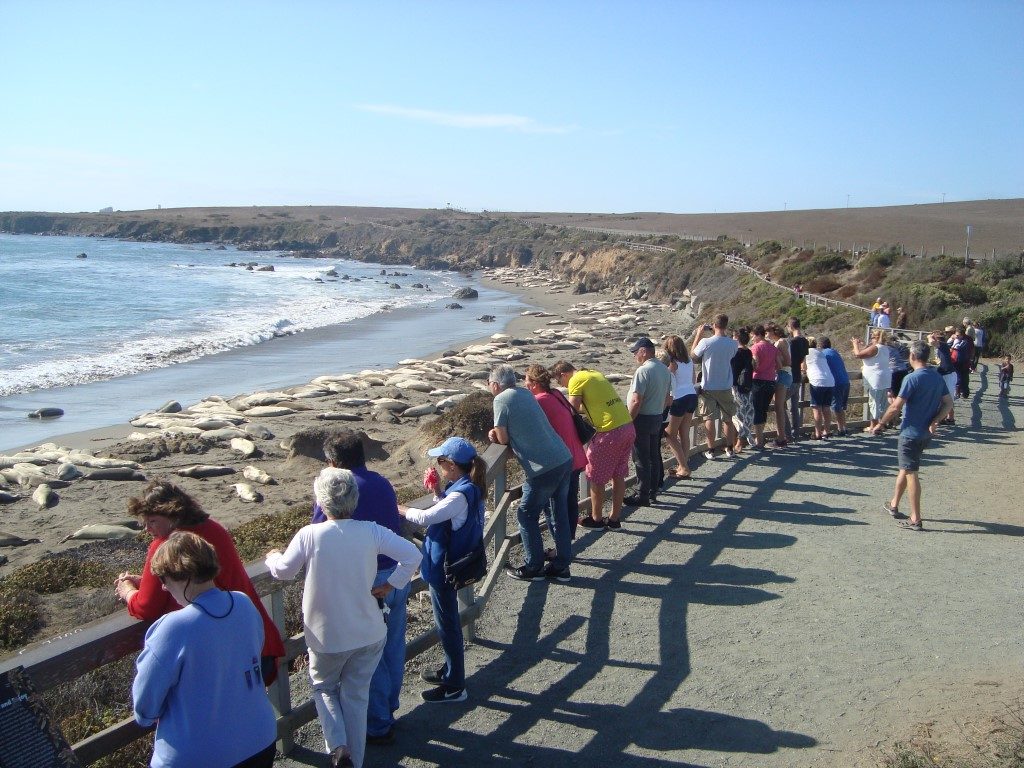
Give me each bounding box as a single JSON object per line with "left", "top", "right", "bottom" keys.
{"left": 690, "top": 314, "right": 739, "bottom": 459}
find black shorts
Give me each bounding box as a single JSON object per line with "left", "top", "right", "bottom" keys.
{"left": 669, "top": 394, "right": 698, "bottom": 417}
{"left": 751, "top": 379, "right": 776, "bottom": 425}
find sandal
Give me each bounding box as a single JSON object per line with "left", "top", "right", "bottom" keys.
{"left": 897, "top": 519, "right": 923, "bottom": 532}
{"left": 882, "top": 502, "right": 907, "bottom": 519}
{"left": 674, "top": 468, "right": 691, "bottom": 478}
{"left": 579, "top": 516, "right": 606, "bottom": 529}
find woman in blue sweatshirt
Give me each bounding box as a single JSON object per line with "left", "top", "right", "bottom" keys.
{"left": 132, "top": 532, "right": 277, "bottom": 768}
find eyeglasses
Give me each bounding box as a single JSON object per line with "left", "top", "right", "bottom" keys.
{"left": 156, "top": 574, "right": 166, "bottom": 585}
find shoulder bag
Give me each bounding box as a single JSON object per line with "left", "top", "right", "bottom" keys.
{"left": 554, "top": 389, "right": 596, "bottom": 445}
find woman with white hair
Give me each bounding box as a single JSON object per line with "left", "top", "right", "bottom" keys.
{"left": 266, "top": 468, "right": 421, "bottom": 768}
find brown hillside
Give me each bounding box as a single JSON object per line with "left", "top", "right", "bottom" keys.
{"left": 515, "top": 199, "right": 1024, "bottom": 258}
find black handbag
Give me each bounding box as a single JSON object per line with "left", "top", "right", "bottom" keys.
{"left": 444, "top": 541, "right": 488, "bottom": 589}
{"left": 555, "top": 390, "right": 596, "bottom": 445}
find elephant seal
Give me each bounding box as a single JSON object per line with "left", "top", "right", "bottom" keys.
{"left": 59, "top": 524, "right": 141, "bottom": 543}
{"left": 28, "top": 407, "right": 64, "bottom": 419}
{"left": 85, "top": 468, "right": 147, "bottom": 481}
{"left": 32, "top": 484, "right": 59, "bottom": 509}
{"left": 244, "top": 424, "right": 274, "bottom": 440}
{"left": 316, "top": 412, "right": 362, "bottom": 421}
{"left": 0, "top": 491, "right": 22, "bottom": 505}
{"left": 230, "top": 438, "right": 258, "bottom": 458}
{"left": 55, "top": 462, "right": 83, "bottom": 481}
{"left": 233, "top": 483, "right": 261, "bottom": 503}
{"left": 177, "top": 465, "right": 236, "bottom": 479}
{"left": 0, "top": 531, "right": 40, "bottom": 546}
{"left": 242, "top": 466, "right": 275, "bottom": 485}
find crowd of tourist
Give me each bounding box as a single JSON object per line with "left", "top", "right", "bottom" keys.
{"left": 116, "top": 309, "right": 994, "bottom": 768}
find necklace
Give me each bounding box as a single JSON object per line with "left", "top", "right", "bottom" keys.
{"left": 188, "top": 588, "right": 234, "bottom": 619}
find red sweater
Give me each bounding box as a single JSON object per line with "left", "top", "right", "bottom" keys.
{"left": 126, "top": 518, "right": 285, "bottom": 662}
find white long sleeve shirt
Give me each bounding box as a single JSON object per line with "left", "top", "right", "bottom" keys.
{"left": 265, "top": 519, "right": 421, "bottom": 654}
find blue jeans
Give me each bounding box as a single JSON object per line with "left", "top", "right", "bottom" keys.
{"left": 428, "top": 580, "right": 464, "bottom": 689}
{"left": 367, "top": 566, "right": 410, "bottom": 736}
{"left": 517, "top": 459, "right": 572, "bottom": 572}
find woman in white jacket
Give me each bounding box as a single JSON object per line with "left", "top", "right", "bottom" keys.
{"left": 266, "top": 468, "right": 421, "bottom": 768}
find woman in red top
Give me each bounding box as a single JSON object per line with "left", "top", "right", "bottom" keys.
{"left": 749, "top": 325, "right": 779, "bottom": 450}
{"left": 114, "top": 480, "right": 285, "bottom": 684}
{"left": 525, "top": 364, "right": 588, "bottom": 540}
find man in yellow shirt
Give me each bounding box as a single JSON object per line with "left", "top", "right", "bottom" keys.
{"left": 550, "top": 361, "right": 636, "bottom": 530}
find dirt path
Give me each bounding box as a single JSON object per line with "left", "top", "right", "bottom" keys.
{"left": 276, "top": 364, "right": 1023, "bottom": 767}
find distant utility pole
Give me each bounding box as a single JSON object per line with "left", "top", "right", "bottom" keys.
{"left": 964, "top": 225, "right": 971, "bottom": 266}
{"left": 783, "top": 202, "right": 787, "bottom": 211}
{"left": 846, "top": 194, "right": 850, "bottom": 209}
{"left": 941, "top": 192, "right": 946, "bottom": 204}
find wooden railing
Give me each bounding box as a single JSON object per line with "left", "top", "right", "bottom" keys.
{"left": 0, "top": 385, "right": 869, "bottom": 764}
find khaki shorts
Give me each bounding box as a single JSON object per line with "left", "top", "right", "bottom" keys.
{"left": 697, "top": 389, "right": 737, "bottom": 420}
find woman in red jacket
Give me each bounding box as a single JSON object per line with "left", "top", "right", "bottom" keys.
{"left": 114, "top": 480, "right": 285, "bottom": 684}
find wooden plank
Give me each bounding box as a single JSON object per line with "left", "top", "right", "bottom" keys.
{"left": 73, "top": 717, "right": 149, "bottom": 765}
{"left": 0, "top": 613, "right": 147, "bottom": 694}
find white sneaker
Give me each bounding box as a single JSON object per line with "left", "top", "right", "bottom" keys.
{"left": 724, "top": 447, "right": 735, "bottom": 458}
{"left": 703, "top": 450, "right": 716, "bottom": 460}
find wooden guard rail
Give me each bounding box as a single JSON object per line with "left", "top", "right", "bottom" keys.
{"left": 0, "top": 382, "right": 870, "bottom": 763}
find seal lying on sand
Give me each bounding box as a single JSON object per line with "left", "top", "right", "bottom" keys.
{"left": 177, "top": 465, "right": 236, "bottom": 478}
{"left": 32, "top": 484, "right": 59, "bottom": 509}
{"left": 0, "top": 531, "right": 41, "bottom": 547}
{"left": 59, "top": 524, "right": 141, "bottom": 543}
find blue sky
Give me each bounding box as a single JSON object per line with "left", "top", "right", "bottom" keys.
{"left": 2, "top": 1, "right": 1022, "bottom": 214}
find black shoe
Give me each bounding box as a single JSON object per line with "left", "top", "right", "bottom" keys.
{"left": 421, "top": 685, "right": 467, "bottom": 703}
{"left": 366, "top": 727, "right": 395, "bottom": 746}
{"left": 606, "top": 519, "right": 622, "bottom": 529}
{"left": 420, "top": 665, "right": 447, "bottom": 685}
{"left": 579, "top": 515, "right": 606, "bottom": 529}
{"left": 506, "top": 565, "right": 545, "bottom": 582}
{"left": 650, "top": 495, "right": 659, "bottom": 504}
{"left": 543, "top": 564, "right": 571, "bottom": 583}
{"left": 623, "top": 494, "right": 649, "bottom": 507}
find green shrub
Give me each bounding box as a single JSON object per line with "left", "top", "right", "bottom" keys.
{"left": 857, "top": 249, "right": 897, "bottom": 272}
{"left": 977, "top": 254, "right": 1024, "bottom": 283}
{"left": 946, "top": 283, "right": 988, "bottom": 305}
{"left": 231, "top": 504, "right": 311, "bottom": 563}
{"left": 810, "top": 253, "right": 852, "bottom": 273}
{"left": 0, "top": 588, "right": 42, "bottom": 649}
{"left": 0, "top": 557, "right": 116, "bottom": 594}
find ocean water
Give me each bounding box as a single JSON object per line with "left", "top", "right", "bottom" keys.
{"left": 0, "top": 233, "right": 527, "bottom": 450}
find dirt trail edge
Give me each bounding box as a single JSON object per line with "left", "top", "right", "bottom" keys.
{"left": 279, "top": 367, "right": 1023, "bottom": 767}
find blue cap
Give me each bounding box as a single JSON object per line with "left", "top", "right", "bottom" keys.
{"left": 427, "top": 437, "right": 477, "bottom": 464}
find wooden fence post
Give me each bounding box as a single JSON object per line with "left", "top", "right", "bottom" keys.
{"left": 267, "top": 588, "right": 294, "bottom": 755}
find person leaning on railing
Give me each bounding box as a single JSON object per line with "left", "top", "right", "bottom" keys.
{"left": 399, "top": 437, "right": 486, "bottom": 704}
{"left": 114, "top": 480, "right": 285, "bottom": 685}
{"left": 132, "top": 531, "right": 278, "bottom": 768}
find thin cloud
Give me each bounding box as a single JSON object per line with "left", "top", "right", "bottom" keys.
{"left": 355, "top": 103, "right": 576, "bottom": 134}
